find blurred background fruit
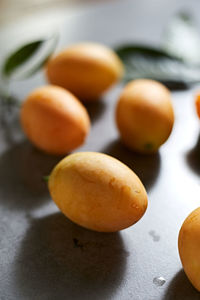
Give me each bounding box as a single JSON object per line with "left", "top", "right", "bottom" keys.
{"left": 195, "top": 93, "right": 200, "bottom": 119}
{"left": 116, "top": 79, "right": 174, "bottom": 153}
{"left": 20, "top": 85, "right": 90, "bottom": 155}
{"left": 46, "top": 43, "right": 123, "bottom": 101}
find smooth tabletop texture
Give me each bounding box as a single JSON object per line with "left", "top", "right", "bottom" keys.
{"left": 0, "top": 1, "right": 200, "bottom": 299}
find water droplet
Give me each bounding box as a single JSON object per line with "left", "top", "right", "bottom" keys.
{"left": 153, "top": 276, "right": 166, "bottom": 286}
{"left": 149, "top": 230, "right": 155, "bottom": 235}
{"left": 154, "top": 235, "right": 160, "bottom": 242}
{"left": 149, "top": 230, "right": 160, "bottom": 242}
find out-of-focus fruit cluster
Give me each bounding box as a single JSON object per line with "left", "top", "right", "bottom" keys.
{"left": 19, "top": 41, "right": 200, "bottom": 290}
{"left": 21, "top": 42, "right": 175, "bottom": 155}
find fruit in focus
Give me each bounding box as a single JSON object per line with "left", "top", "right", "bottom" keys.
{"left": 46, "top": 43, "right": 124, "bottom": 101}
{"left": 20, "top": 85, "right": 90, "bottom": 155}
{"left": 116, "top": 79, "right": 174, "bottom": 153}
{"left": 178, "top": 207, "right": 200, "bottom": 291}
{"left": 48, "top": 152, "right": 148, "bottom": 232}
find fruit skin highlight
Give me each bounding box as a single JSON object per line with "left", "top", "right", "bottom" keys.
{"left": 116, "top": 79, "right": 174, "bottom": 153}
{"left": 46, "top": 43, "right": 124, "bottom": 101}
{"left": 178, "top": 207, "right": 200, "bottom": 292}
{"left": 48, "top": 152, "right": 148, "bottom": 232}
{"left": 195, "top": 93, "right": 200, "bottom": 118}
{"left": 20, "top": 85, "right": 90, "bottom": 155}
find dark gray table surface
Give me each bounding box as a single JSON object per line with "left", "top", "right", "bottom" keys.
{"left": 0, "top": 0, "right": 200, "bottom": 299}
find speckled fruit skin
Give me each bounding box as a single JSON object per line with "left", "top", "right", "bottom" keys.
{"left": 178, "top": 207, "right": 200, "bottom": 292}
{"left": 20, "top": 85, "right": 90, "bottom": 155}
{"left": 46, "top": 43, "right": 124, "bottom": 101}
{"left": 116, "top": 79, "right": 174, "bottom": 153}
{"left": 195, "top": 93, "right": 200, "bottom": 119}
{"left": 49, "top": 152, "right": 148, "bottom": 232}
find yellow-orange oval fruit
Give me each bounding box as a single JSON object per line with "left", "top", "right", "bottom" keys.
{"left": 49, "top": 152, "right": 148, "bottom": 232}
{"left": 20, "top": 85, "right": 90, "bottom": 155}
{"left": 178, "top": 208, "right": 200, "bottom": 291}
{"left": 46, "top": 43, "right": 124, "bottom": 101}
{"left": 195, "top": 93, "right": 200, "bottom": 118}
{"left": 116, "top": 79, "right": 174, "bottom": 153}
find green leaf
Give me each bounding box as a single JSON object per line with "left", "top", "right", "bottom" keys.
{"left": 2, "top": 33, "right": 58, "bottom": 80}
{"left": 115, "top": 44, "right": 200, "bottom": 87}
{"left": 162, "top": 12, "right": 200, "bottom": 65}
{"left": 2, "top": 41, "right": 43, "bottom": 77}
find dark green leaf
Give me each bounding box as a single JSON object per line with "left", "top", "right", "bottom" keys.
{"left": 2, "top": 41, "right": 43, "bottom": 77}
{"left": 2, "top": 33, "right": 58, "bottom": 80}
{"left": 16, "top": 33, "right": 58, "bottom": 79}
{"left": 162, "top": 12, "right": 200, "bottom": 65}
{"left": 115, "top": 44, "right": 200, "bottom": 87}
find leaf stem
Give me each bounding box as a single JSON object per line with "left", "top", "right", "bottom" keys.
{"left": 43, "top": 176, "right": 50, "bottom": 183}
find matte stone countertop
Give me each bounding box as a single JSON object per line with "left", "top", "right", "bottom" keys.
{"left": 0, "top": 0, "right": 200, "bottom": 299}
